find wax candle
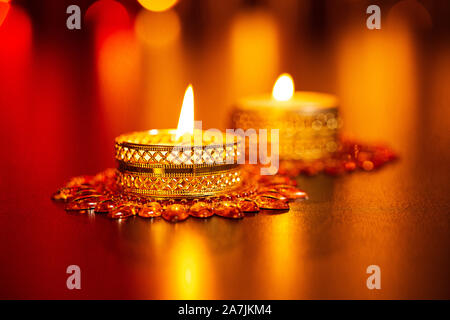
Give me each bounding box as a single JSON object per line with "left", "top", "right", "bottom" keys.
{"left": 115, "top": 85, "right": 242, "bottom": 198}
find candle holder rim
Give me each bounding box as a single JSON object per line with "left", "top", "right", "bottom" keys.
{"left": 236, "top": 91, "right": 339, "bottom": 112}
{"left": 115, "top": 129, "right": 241, "bottom": 149}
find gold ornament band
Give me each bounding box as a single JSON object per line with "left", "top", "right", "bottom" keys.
{"left": 115, "top": 131, "right": 240, "bottom": 166}
{"left": 231, "top": 105, "right": 341, "bottom": 160}
{"left": 116, "top": 167, "right": 242, "bottom": 198}
{"left": 117, "top": 161, "right": 240, "bottom": 177}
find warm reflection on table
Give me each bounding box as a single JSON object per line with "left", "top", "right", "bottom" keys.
{"left": 0, "top": 0, "right": 449, "bottom": 299}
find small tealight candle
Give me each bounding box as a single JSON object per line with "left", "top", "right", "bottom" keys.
{"left": 115, "top": 85, "right": 242, "bottom": 198}
{"left": 232, "top": 73, "right": 341, "bottom": 160}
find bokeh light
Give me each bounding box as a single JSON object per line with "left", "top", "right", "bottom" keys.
{"left": 0, "top": 1, "right": 10, "bottom": 28}
{"left": 137, "top": 0, "right": 178, "bottom": 12}
{"left": 165, "top": 233, "right": 215, "bottom": 299}
{"left": 98, "top": 30, "right": 141, "bottom": 134}
{"left": 229, "top": 10, "right": 279, "bottom": 97}
{"left": 337, "top": 17, "right": 418, "bottom": 151}
{"left": 387, "top": 0, "right": 432, "bottom": 29}
{"left": 0, "top": 4, "right": 32, "bottom": 62}
{"left": 85, "top": 0, "right": 130, "bottom": 48}
{"left": 134, "top": 8, "right": 180, "bottom": 47}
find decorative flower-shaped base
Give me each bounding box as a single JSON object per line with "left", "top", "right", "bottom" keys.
{"left": 52, "top": 140, "right": 396, "bottom": 222}
{"left": 52, "top": 166, "right": 306, "bottom": 222}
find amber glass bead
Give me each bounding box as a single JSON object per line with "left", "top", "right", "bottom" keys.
{"left": 94, "top": 199, "right": 116, "bottom": 214}
{"left": 214, "top": 201, "right": 244, "bottom": 219}
{"left": 255, "top": 196, "right": 289, "bottom": 211}
{"left": 189, "top": 202, "right": 213, "bottom": 218}
{"left": 162, "top": 204, "right": 189, "bottom": 222}
{"left": 256, "top": 191, "right": 287, "bottom": 201}
{"left": 139, "top": 202, "right": 162, "bottom": 218}
{"left": 275, "top": 186, "right": 307, "bottom": 200}
{"left": 65, "top": 195, "right": 103, "bottom": 211}
{"left": 107, "top": 204, "right": 137, "bottom": 219}
{"left": 238, "top": 199, "right": 259, "bottom": 213}
{"left": 51, "top": 187, "right": 77, "bottom": 202}
{"left": 362, "top": 160, "right": 374, "bottom": 171}
{"left": 344, "top": 161, "right": 356, "bottom": 171}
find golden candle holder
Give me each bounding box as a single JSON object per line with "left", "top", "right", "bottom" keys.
{"left": 231, "top": 74, "right": 341, "bottom": 161}
{"left": 115, "top": 130, "right": 242, "bottom": 198}
{"left": 232, "top": 94, "right": 342, "bottom": 160}
{"left": 52, "top": 85, "right": 311, "bottom": 222}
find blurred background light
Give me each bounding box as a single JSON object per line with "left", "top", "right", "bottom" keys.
{"left": 97, "top": 30, "right": 141, "bottom": 134}
{"left": 387, "top": 0, "right": 432, "bottom": 30}
{"left": 229, "top": 9, "right": 280, "bottom": 98}
{"left": 0, "top": 4, "right": 32, "bottom": 70}
{"left": 85, "top": 0, "right": 130, "bottom": 48}
{"left": 137, "top": 0, "right": 178, "bottom": 12}
{"left": 165, "top": 233, "right": 215, "bottom": 299}
{"left": 337, "top": 16, "right": 418, "bottom": 153}
{"left": 134, "top": 8, "right": 180, "bottom": 47}
{"left": 0, "top": 1, "right": 10, "bottom": 28}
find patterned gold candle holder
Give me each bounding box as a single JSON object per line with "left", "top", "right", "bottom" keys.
{"left": 115, "top": 130, "right": 242, "bottom": 198}
{"left": 231, "top": 74, "right": 341, "bottom": 161}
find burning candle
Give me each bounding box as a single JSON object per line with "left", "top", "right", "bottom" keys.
{"left": 232, "top": 73, "right": 341, "bottom": 160}
{"left": 115, "top": 85, "right": 242, "bottom": 198}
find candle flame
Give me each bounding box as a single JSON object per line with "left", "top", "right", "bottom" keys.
{"left": 176, "top": 85, "right": 194, "bottom": 139}
{"left": 272, "top": 73, "right": 294, "bottom": 101}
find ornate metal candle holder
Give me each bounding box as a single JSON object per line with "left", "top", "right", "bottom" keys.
{"left": 115, "top": 129, "right": 242, "bottom": 198}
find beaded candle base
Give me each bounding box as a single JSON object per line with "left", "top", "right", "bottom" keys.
{"left": 52, "top": 166, "right": 307, "bottom": 222}
{"left": 115, "top": 130, "right": 242, "bottom": 198}
{"left": 277, "top": 139, "right": 397, "bottom": 176}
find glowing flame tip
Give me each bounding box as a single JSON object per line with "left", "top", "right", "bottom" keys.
{"left": 176, "top": 85, "right": 194, "bottom": 139}
{"left": 272, "top": 73, "right": 294, "bottom": 101}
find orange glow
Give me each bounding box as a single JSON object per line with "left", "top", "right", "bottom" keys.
{"left": 164, "top": 233, "right": 215, "bottom": 299}
{"left": 230, "top": 10, "right": 279, "bottom": 97}
{"left": 0, "top": 5, "right": 32, "bottom": 64}
{"left": 0, "top": 2, "right": 9, "bottom": 27}
{"left": 272, "top": 73, "right": 294, "bottom": 101}
{"left": 137, "top": 0, "right": 178, "bottom": 12}
{"left": 387, "top": 0, "right": 432, "bottom": 29}
{"left": 176, "top": 85, "right": 194, "bottom": 139}
{"left": 90, "top": 1, "right": 134, "bottom": 135}
{"left": 337, "top": 18, "right": 418, "bottom": 152}
{"left": 85, "top": 0, "right": 130, "bottom": 49}
{"left": 98, "top": 30, "right": 140, "bottom": 133}
{"left": 134, "top": 9, "right": 180, "bottom": 48}
{"left": 261, "top": 214, "right": 306, "bottom": 298}
{"left": 0, "top": 3, "right": 32, "bottom": 157}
